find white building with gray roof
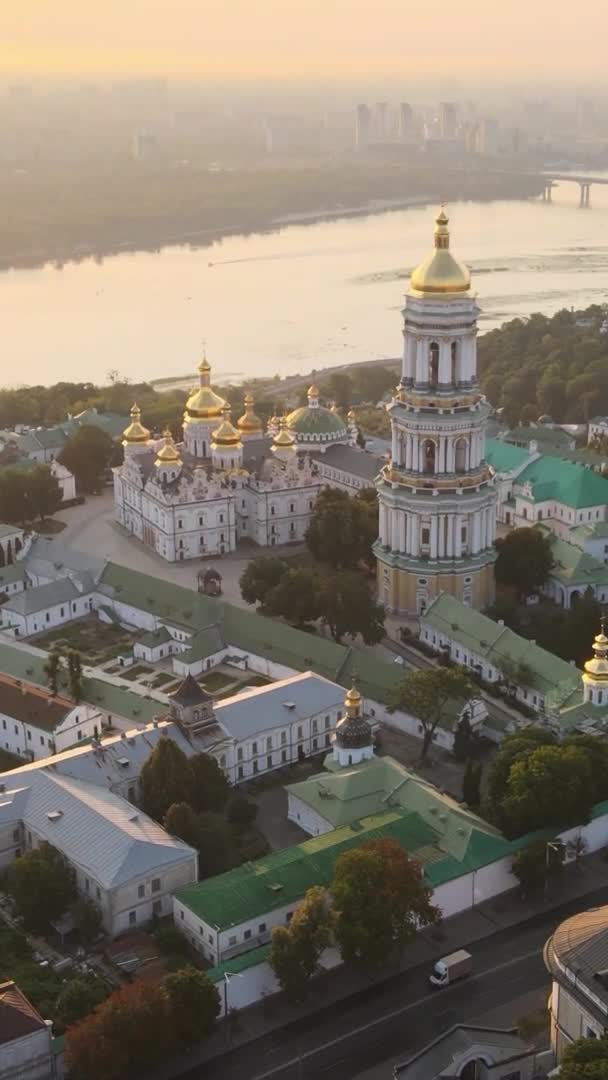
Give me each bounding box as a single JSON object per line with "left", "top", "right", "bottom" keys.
{"left": 0, "top": 765, "right": 197, "bottom": 937}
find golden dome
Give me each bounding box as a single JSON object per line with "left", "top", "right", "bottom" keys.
{"left": 122, "top": 403, "right": 151, "bottom": 444}
{"left": 410, "top": 209, "right": 471, "bottom": 296}
{"left": 212, "top": 405, "right": 242, "bottom": 448}
{"left": 155, "top": 429, "right": 181, "bottom": 464}
{"left": 237, "top": 392, "right": 263, "bottom": 434}
{"left": 272, "top": 418, "right": 296, "bottom": 449}
{"left": 584, "top": 626, "right": 608, "bottom": 682}
{"left": 185, "top": 354, "right": 226, "bottom": 420}
{"left": 308, "top": 384, "right": 320, "bottom": 398}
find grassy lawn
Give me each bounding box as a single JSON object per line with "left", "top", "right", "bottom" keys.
{"left": 33, "top": 617, "right": 136, "bottom": 663}
{"left": 0, "top": 748, "right": 23, "bottom": 773}
{"left": 240, "top": 675, "right": 272, "bottom": 689}
{"left": 200, "top": 670, "right": 236, "bottom": 692}
{"left": 121, "top": 664, "right": 153, "bottom": 681}
{"left": 150, "top": 672, "right": 176, "bottom": 688}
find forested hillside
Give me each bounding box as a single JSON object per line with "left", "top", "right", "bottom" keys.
{"left": 478, "top": 305, "right": 608, "bottom": 425}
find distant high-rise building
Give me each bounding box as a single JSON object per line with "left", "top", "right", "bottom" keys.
{"left": 375, "top": 102, "right": 389, "bottom": 140}
{"left": 439, "top": 102, "right": 458, "bottom": 139}
{"left": 355, "top": 104, "right": 372, "bottom": 149}
{"left": 398, "top": 102, "right": 413, "bottom": 139}
{"left": 576, "top": 98, "right": 596, "bottom": 134}
{"left": 132, "top": 129, "right": 157, "bottom": 161}
{"left": 475, "top": 117, "right": 499, "bottom": 157}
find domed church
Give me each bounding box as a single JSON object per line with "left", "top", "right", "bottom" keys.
{"left": 113, "top": 356, "right": 381, "bottom": 562}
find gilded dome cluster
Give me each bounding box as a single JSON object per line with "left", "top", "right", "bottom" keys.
{"left": 122, "top": 403, "right": 151, "bottom": 445}
{"left": 285, "top": 385, "right": 348, "bottom": 441}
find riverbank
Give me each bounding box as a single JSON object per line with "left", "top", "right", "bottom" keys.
{"left": 0, "top": 163, "right": 542, "bottom": 274}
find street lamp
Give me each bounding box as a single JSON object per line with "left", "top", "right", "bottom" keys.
{"left": 544, "top": 840, "right": 563, "bottom": 899}
{"left": 222, "top": 971, "right": 244, "bottom": 1041}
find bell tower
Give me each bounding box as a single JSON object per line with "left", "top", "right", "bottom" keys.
{"left": 375, "top": 210, "right": 497, "bottom": 615}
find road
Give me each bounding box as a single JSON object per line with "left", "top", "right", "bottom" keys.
{"left": 171, "top": 884, "right": 608, "bottom": 1080}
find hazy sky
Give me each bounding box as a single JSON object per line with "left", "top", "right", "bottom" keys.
{"left": 3, "top": 0, "right": 607, "bottom": 81}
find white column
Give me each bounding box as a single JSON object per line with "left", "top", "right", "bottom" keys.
{"left": 416, "top": 339, "right": 427, "bottom": 383}
{"left": 405, "top": 434, "right": 411, "bottom": 470}
{"left": 379, "top": 505, "right": 387, "bottom": 545}
{"left": 398, "top": 513, "right": 406, "bottom": 553}
{"left": 392, "top": 428, "right": 399, "bottom": 463}
{"left": 438, "top": 341, "right": 450, "bottom": 384}
{"left": 430, "top": 516, "right": 439, "bottom": 559}
{"left": 411, "top": 516, "right": 420, "bottom": 557}
{"left": 405, "top": 513, "right": 410, "bottom": 553}
{"left": 480, "top": 507, "right": 487, "bottom": 550}
{"left": 473, "top": 512, "right": 481, "bottom": 553}
{"left": 439, "top": 515, "right": 446, "bottom": 558}
{"left": 455, "top": 517, "right": 463, "bottom": 557}
{"left": 447, "top": 515, "right": 455, "bottom": 557}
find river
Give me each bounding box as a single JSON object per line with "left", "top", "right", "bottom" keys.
{"left": 3, "top": 177, "right": 608, "bottom": 389}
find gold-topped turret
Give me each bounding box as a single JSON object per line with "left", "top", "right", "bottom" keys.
{"left": 410, "top": 208, "right": 471, "bottom": 296}
{"left": 237, "top": 392, "right": 263, "bottom": 435}
{"left": 272, "top": 417, "right": 296, "bottom": 451}
{"left": 211, "top": 404, "right": 242, "bottom": 447}
{"left": 185, "top": 353, "right": 226, "bottom": 420}
{"left": 344, "top": 683, "right": 362, "bottom": 717}
{"left": 584, "top": 624, "right": 608, "bottom": 682}
{"left": 122, "top": 403, "right": 151, "bottom": 445}
{"left": 155, "top": 429, "right": 182, "bottom": 464}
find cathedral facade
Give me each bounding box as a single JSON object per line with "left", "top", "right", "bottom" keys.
{"left": 113, "top": 360, "right": 367, "bottom": 562}
{"left": 375, "top": 210, "right": 497, "bottom": 614}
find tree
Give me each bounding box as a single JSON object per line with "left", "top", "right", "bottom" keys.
{"left": 512, "top": 838, "right": 564, "bottom": 898}
{"left": 72, "top": 896, "right": 103, "bottom": 944}
{"left": 189, "top": 752, "right": 230, "bottom": 813}
{"left": 227, "top": 795, "right": 258, "bottom": 830}
{"left": 44, "top": 648, "right": 62, "bottom": 696}
{"left": 66, "top": 979, "right": 175, "bottom": 1080}
{"left": 331, "top": 838, "right": 439, "bottom": 968}
{"left": 27, "top": 464, "right": 62, "bottom": 522}
{"left": 559, "top": 1034, "right": 608, "bottom": 1079}
{"left": 462, "top": 760, "right": 482, "bottom": 809}
{"left": 319, "top": 571, "right": 385, "bottom": 645}
{"left": 239, "top": 557, "right": 289, "bottom": 607}
{"left": 306, "top": 489, "right": 377, "bottom": 570}
{"left": 499, "top": 745, "right": 594, "bottom": 838}
{"left": 164, "top": 802, "right": 202, "bottom": 848}
{"left": 59, "top": 424, "right": 114, "bottom": 494}
{"left": 494, "top": 528, "right": 554, "bottom": 599}
{"left": 55, "top": 977, "right": 107, "bottom": 1029}
{"left": 140, "top": 739, "right": 194, "bottom": 823}
{"left": 453, "top": 710, "right": 479, "bottom": 761}
{"left": 196, "top": 812, "right": 236, "bottom": 878}
{"left": 67, "top": 648, "right": 83, "bottom": 703}
{"left": 266, "top": 568, "right": 322, "bottom": 627}
{"left": 270, "top": 886, "right": 333, "bottom": 1000}
{"left": 484, "top": 727, "right": 556, "bottom": 822}
{"left": 163, "top": 967, "right": 220, "bottom": 1047}
{"left": 7, "top": 842, "right": 76, "bottom": 933}
{"left": 566, "top": 832, "right": 589, "bottom": 869}
{"left": 0, "top": 470, "right": 29, "bottom": 525}
{"left": 387, "top": 667, "right": 472, "bottom": 760}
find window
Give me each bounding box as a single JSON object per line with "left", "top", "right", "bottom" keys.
{"left": 280, "top": 731, "right": 287, "bottom": 745}
{"left": 27, "top": 730, "right": 31, "bottom": 741}
{"left": 219, "top": 514, "right": 224, "bottom": 523}
{"left": 325, "top": 733, "right": 331, "bottom": 747}
{"left": 259, "top": 923, "right": 267, "bottom": 933}
{"left": 252, "top": 741, "right": 258, "bottom": 755}
{"left": 312, "top": 738, "right": 318, "bottom": 751}
{"left": 129, "top": 911, "right": 137, "bottom": 926}
{"left": 96, "top": 887, "right": 101, "bottom": 900}
{"left": 271, "top": 506, "right": 275, "bottom": 515}
{"left": 421, "top": 527, "right": 430, "bottom": 545}
{"left": 138, "top": 884, "right": 145, "bottom": 899}
{"left": 60, "top": 607, "right": 65, "bottom": 617}
{"left": 253, "top": 761, "right": 258, "bottom": 774}
{"left": 281, "top": 749, "right": 287, "bottom": 763}
{"left": 312, "top": 719, "right": 318, "bottom": 733}
{"left": 153, "top": 900, "right": 162, "bottom": 916}
{"left": 238, "top": 766, "right": 244, "bottom": 780}
{"left": 244, "top": 929, "right": 252, "bottom": 940}
{"left": 151, "top": 878, "right": 161, "bottom": 893}
{"left": 178, "top": 519, "right": 183, "bottom": 529}
{"left": 237, "top": 747, "right": 243, "bottom": 761}
{"left": 290, "top": 503, "right": 295, "bottom": 513}
{"left": 40, "top": 735, "right": 45, "bottom": 746}
{"left": 267, "top": 755, "right": 272, "bottom": 769}
{"left": 12, "top": 829, "right": 19, "bottom": 842}
{"left": 266, "top": 736, "right": 272, "bottom": 750}
{"left": 228, "top": 935, "right": 237, "bottom": 946}
{"left": 324, "top": 716, "right": 330, "bottom": 730}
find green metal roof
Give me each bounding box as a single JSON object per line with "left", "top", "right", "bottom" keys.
{"left": 544, "top": 529, "right": 608, "bottom": 587}
{"left": 515, "top": 455, "right": 608, "bottom": 509}
{"left": 485, "top": 438, "right": 531, "bottom": 474}
{"left": 207, "top": 943, "right": 271, "bottom": 984}
{"left": 0, "top": 641, "right": 161, "bottom": 724}
{"left": 0, "top": 564, "right": 27, "bottom": 589}
{"left": 570, "top": 522, "right": 608, "bottom": 543}
{"left": 504, "top": 425, "right": 574, "bottom": 450}
{"left": 286, "top": 405, "right": 347, "bottom": 436}
{"left": 174, "top": 802, "right": 511, "bottom": 931}
{"left": 137, "top": 626, "right": 173, "bottom": 649}
{"left": 0, "top": 523, "right": 23, "bottom": 539}
{"left": 99, "top": 562, "right": 401, "bottom": 706}
{"left": 422, "top": 592, "right": 579, "bottom": 698}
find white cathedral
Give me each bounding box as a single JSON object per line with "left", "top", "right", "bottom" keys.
{"left": 113, "top": 359, "right": 380, "bottom": 562}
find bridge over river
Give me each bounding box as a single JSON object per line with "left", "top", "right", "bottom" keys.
{"left": 540, "top": 172, "right": 608, "bottom": 206}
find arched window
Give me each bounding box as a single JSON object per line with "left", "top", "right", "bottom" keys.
{"left": 423, "top": 439, "right": 436, "bottom": 474}
{"left": 455, "top": 438, "right": 468, "bottom": 473}
{"left": 428, "top": 342, "right": 439, "bottom": 387}
{"left": 451, "top": 341, "right": 458, "bottom": 384}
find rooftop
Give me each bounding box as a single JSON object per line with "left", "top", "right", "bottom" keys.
{"left": 311, "top": 444, "right": 384, "bottom": 481}
{"left": 543, "top": 527, "right": 608, "bottom": 587}
{"left": 0, "top": 523, "right": 23, "bottom": 540}
{"left": 485, "top": 437, "right": 531, "bottom": 474}
{"left": 0, "top": 674, "right": 74, "bottom": 732}
{"left": 394, "top": 1025, "right": 535, "bottom": 1080}
{"left": 515, "top": 454, "right": 608, "bottom": 509}
{"left": 175, "top": 797, "right": 510, "bottom": 932}
{"left": 3, "top": 577, "right": 89, "bottom": 616}
{"left": 0, "top": 769, "right": 195, "bottom": 889}
{"left": 0, "top": 981, "right": 47, "bottom": 1046}
{"left": 422, "top": 591, "right": 580, "bottom": 698}
{"left": 545, "top": 904, "right": 608, "bottom": 1017}
{"left": 215, "top": 672, "right": 345, "bottom": 740}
